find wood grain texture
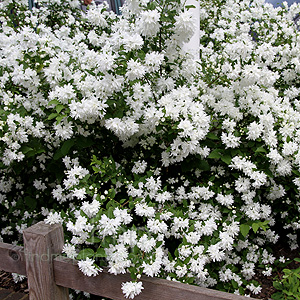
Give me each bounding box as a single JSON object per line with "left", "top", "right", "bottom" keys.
{"left": 0, "top": 288, "right": 29, "bottom": 300}
{"left": 23, "top": 222, "right": 69, "bottom": 300}
{"left": 0, "top": 243, "right": 26, "bottom": 276}
{"left": 54, "top": 256, "right": 255, "bottom": 300}
{"left": 1, "top": 222, "right": 256, "bottom": 300}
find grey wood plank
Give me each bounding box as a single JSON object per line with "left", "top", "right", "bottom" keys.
{"left": 0, "top": 243, "right": 26, "bottom": 276}
{"left": 54, "top": 256, "right": 254, "bottom": 300}
{"left": 23, "top": 222, "right": 69, "bottom": 300}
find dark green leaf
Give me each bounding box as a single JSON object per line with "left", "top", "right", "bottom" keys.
{"left": 255, "top": 146, "right": 267, "bottom": 153}
{"left": 95, "top": 247, "right": 107, "bottom": 258}
{"left": 198, "top": 160, "right": 210, "bottom": 171}
{"left": 21, "top": 146, "right": 33, "bottom": 154}
{"left": 53, "top": 149, "right": 63, "bottom": 160}
{"left": 271, "top": 292, "right": 284, "bottom": 300}
{"left": 273, "top": 281, "right": 283, "bottom": 290}
{"left": 221, "top": 155, "right": 231, "bottom": 165}
{"left": 61, "top": 139, "right": 75, "bottom": 156}
{"left": 87, "top": 236, "right": 101, "bottom": 243}
{"left": 25, "top": 196, "right": 37, "bottom": 210}
{"left": 208, "top": 149, "right": 222, "bottom": 159}
{"left": 77, "top": 248, "right": 95, "bottom": 260}
{"left": 185, "top": 4, "right": 196, "bottom": 10}
{"left": 206, "top": 132, "right": 219, "bottom": 140}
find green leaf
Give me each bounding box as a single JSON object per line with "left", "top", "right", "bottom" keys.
{"left": 206, "top": 132, "right": 219, "bottom": 140}
{"left": 240, "top": 224, "right": 250, "bottom": 237}
{"left": 25, "top": 196, "right": 37, "bottom": 210}
{"left": 77, "top": 248, "right": 95, "bottom": 260}
{"left": 61, "top": 139, "right": 75, "bottom": 156}
{"left": 255, "top": 146, "right": 267, "bottom": 153}
{"left": 77, "top": 136, "right": 94, "bottom": 148}
{"left": 252, "top": 222, "right": 260, "bottom": 233}
{"left": 292, "top": 170, "right": 300, "bottom": 176}
{"left": 208, "top": 149, "right": 222, "bottom": 159}
{"left": 128, "top": 267, "right": 137, "bottom": 280}
{"left": 87, "top": 236, "right": 101, "bottom": 243}
{"left": 221, "top": 155, "right": 231, "bottom": 165}
{"left": 95, "top": 248, "right": 107, "bottom": 258}
{"left": 48, "top": 99, "right": 60, "bottom": 106}
{"left": 56, "top": 104, "right": 65, "bottom": 113}
{"left": 185, "top": 4, "right": 196, "bottom": 10}
{"left": 231, "top": 279, "right": 238, "bottom": 289}
{"left": 273, "top": 281, "right": 283, "bottom": 290}
{"left": 21, "top": 146, "right": 33, "bottom": 154}
{"left": 271, "top": 292, "right": 284, "bottom": 300}
{"left": 61, "top": 210, "right": 67, "bottom": 219}
{"left": 56, "top": 115, "right": 66, "bottom": 124}
{"left": 107, "top": 206, "right": 114, "bottom": 218}
{"left": 109, "top": 188, "right": 116, "bottom": 199}
{"left": 53, "top": 149, "right": 63, "bottom": 160}
{"left": 198, "top": 160, "right": 210, "bottom": 171}
{"left": 48, "top": 112, "right": 58, "bottom": 120}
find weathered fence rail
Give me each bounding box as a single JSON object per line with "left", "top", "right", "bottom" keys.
{"left": 0, "top": 222, "right": 255, "bottom": 300}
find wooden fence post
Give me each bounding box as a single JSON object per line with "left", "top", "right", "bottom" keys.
{"left": 23, "top": 221, "right": 69, "bottom": 300}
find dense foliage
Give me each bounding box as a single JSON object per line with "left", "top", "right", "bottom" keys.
{"left": 1, "top": 0, "right": 300, "bottom": 298}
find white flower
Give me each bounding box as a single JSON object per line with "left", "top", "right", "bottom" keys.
{"left": 276, "top": 159, "right": 292, "bottom": 176}
{"left": 247, "top": 121, "right": 263, "bottom": 140}
{"left": 137, "top": 9, "right": 160, "bottom": 37}
{"left": 113, "top": 207, "right": 132, "bottom": 225}
{"left": 125, "top": 59, "right": 146, "bottom": 81}
{"left": 67, "top": 215, "right": 93, "bottom": 235}
{"left": 105, "top": 243, "right": 131, "bottom": 275}
{"left": 174, "top": 11, "right": 196, "bottom": 43}
{"left": 132, "top": 160, "right": 147, "bottom": 174}
{"left": 123, "top": 33, "right": 144, "bottom": 51}
{"left": 137, "top": 234, "right": 156, "bottom": 253}
{"left": 81, "top": 199, "right": 100, "bottom": 218}
{"left": 98, "top": 214, "right": 121, "bottom": 237}
{"left": 62, "top": 243, "right": 77, "bottom": 259}
{"left": 241, "top": 262, "right": 255, "bottom": 280}
{"left": 155, "top": 191, "right": 172, "bottom": 204}
{"left": 246, "top": 283, "right": 262, "bottom": 295}
{"left": 105, "top": 117, "right": 139, "bottom": 141}
{"left": 216, "top": 193, "right": 234, "bottom": 207}
{"left": 221, "top": 132, "right": 241, "bottom": 148}
{"left": 207, "top": 243, "right": 225, "bottom": 262}
{"left": 145, "top": 52, "right": 164, "bottom": 72}
{"left": 118, "top": 230, "right": 137, "bottom": 247}
{"left": 135, "top": 202, "right": 156, "bottom": 218}
{"left": 12, "top": 273, "right": 26, "bottom": 283}
{"left": 73, "top": 187, "right": 87, "bottom": 200}
{"left": 44, "top": 212, "right": 63, "bottom": 225}
{"left": 121, "top": 281, "right": 144, "bottom": 299}
{"left": 86, "top": 6, "right": 108, "bottom": 27}
{"left": 262, "top": 267, "right": 272, "bottom": 276}
{"left": 78, "top": 258, "right": 101, "bottom": 277}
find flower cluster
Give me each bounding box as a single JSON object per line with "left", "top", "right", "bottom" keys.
{"left": 1, "top": 0, "right": 300, "bottom": 298}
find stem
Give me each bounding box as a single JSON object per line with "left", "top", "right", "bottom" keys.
{"left": 144, "top": 75, "right": 158, "bottom": 103}
{"left": 121, "top": 200, "right": 130, "bottom": 208}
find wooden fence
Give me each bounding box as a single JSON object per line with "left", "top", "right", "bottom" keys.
{"left": 0, "top": 222, "right": 255, "bottom": 300}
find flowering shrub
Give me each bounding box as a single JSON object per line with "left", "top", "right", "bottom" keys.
{"left": 1, "top": 0, "right": 300, "bottom": 298}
